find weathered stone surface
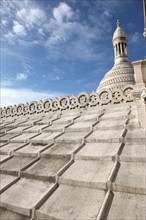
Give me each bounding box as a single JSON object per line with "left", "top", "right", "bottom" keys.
{"left": 56, "top": 131, "right": 87, "bottom": 144}
{"left": 113, "top": 162, "right": 146, "bottom": 194}
{"left": 94, "top": 119, "right": 126, "bottom": 129}
{"left": 0, "top": 143, "right": 24, "bottom": 154}
{"left": 125, "top": 128, "right": 146, "bottom": 143}
{"left": 120, "top": 143, "right": 146, "bottom": 162}
{"left": 42, "top": 143, "right": 80, "bottom": 157}
{"left": 10, "top": 133, "right": 38, "bottom": 143}
{"left": 75, "top": 113, "right": 99, "bottom": 122}
{"left": 75, "top": 143, "right": 120, "bottom": 160}
{"left": 0, "top": 207, "right": 29, "bottom": 220}
{"left": 42, "top": 122, "right": 70, "bottom": 132}
{"left": 60, "top": 160, "right": 114, "bottom": 189}
{"left": 36, "top": 184, "right": 106, "bottom": 220}
{"left": 14, "top": 143, "right": 50, "bottom": 156}
{"left": 23, "top": 125, "right": 49, "bottom": 133}
{"left": 0, "top": 154, "right": 10, "bottom": 162}
{"left": 30, "top": 132, "right": 61, "bottom": 144}
{"left": 0, "top": 156, "right": 35, "bottom": 174}
{"left": 87, "top": 129, "right": 123, "bottom": 143}
{"left": 0, "top": 174, "right": 17, "bottom": 190}
{"left": 23, "top": 157, "right": 69, "bottom": 181}
{"left": 66, "top": 121, "right": 94, "bottom": 131}
{"left": 0, "top": 178, "right": 54, "bottom": 216}
{"left": 107, "top": 192, "right": 146, "bottom": 220}
{"left": 7, "top": 126, "right": 29, "bottom": 134}
{"left": 1, "top": 134, "right": 19, "bottom": 142}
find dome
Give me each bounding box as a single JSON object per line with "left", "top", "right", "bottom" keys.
{"left": 96, "top": 20, "right": 135, "bottom": 92}
{"left": 113, "top": 20, "right": 127, "bottom": 41}
{"left": 97, "top": 62, "right": 135, "bottom": 92}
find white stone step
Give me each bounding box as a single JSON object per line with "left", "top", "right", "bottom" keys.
{"left": 36, "top": 184, "right": 106, "bottom": 220}
{"left": 66, "top": 121, "right": 94, "bottom": 132}
{"left": 125, "top": 128, "right": 146, "bottom": 143}
{"left": 1, "top": 133, "right": 20, "bottom": 143}
{"left": 7, "top": 126, "right": 30, "bottom": 134}
{"left": 0, "top": 143, "right": 25, "bottom": 154}
{"left": 112, "top": 161, "right": 146, "bottom": 195}
{"left": 75, "top": 143, "right": 121, "bottom": 160}
{"left": 94, "top": 119, "right": 126, "bottom": 130}
{"left": 107, "top": 192, "right": 146, "bottom": 220}
{"left": 22, "top": 157, "right": 70, "bottom": 181}
{"left": 55, "top": 131, "right": 87, "bottom": 144}
{"left": 30, "top": 132, "right": 61, "bottom": 144}
{"left": 10, "top": 133, "right": 38, "bottom": 143}
{"left": 42, "top": 143, "right": 80, "bottom": 158}
{"left": 120, "top": 143, "right": 146, "bottom": 162}
{"left": 14, "top": 143, "right": 50, "bottom": 157}
{"left": 0, "top": 178, "right": 54, "bottom": 217}
{"left": 87, "top": 129, "right": 124, "bottom": 143}
{"left": 60, "top": 160, "right": 114, "bottom": 189}
{"left": 0, "top": 207, "right": 29, "bottom": 220}
{"left": 0, "top": 174, "right": 17, "bottom": 192}
{"left": 0, "top": 156, "right": 36, "bottom": 175}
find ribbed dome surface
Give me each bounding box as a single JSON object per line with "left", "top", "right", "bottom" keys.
{"left": 97, "top": 62, "right": 135, "bottom": 91}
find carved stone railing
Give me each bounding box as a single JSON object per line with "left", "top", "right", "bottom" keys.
{"left": 0, "top": 85, "right": 134, "bottom": 119}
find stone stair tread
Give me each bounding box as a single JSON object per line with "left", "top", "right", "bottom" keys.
{"left": 112, "top": 161, "right": 146, "bottom": 194}
{"left": 0, "top": 207, "right": 30, "bottom": 220}
{"left": 10, "top": 133, "right": 38, "bottom": 143}
{"left": 23, "top": 158, "right": 69, "bottom": 179}
{"left": 42, "top": 143, "right": 80, "bottom": 157}
{"left": 60, "top": 160, "right": 114, "bottom": 189}
{"left": 0, "top": 154, "right": 10, "bottom": 162}
{"left": 0, "top": 178, "right": 54, "bottom": 216}
{"left": 120, "top": 143, "right": 146, "bottom": 162}
{"left": 107, "top": 192, "right": 146, "bottom": 220}
{"left": 0, "top": 174, "right": 17, "bottom": 191}
{"left": 15, "top": 143, "right": 49, "bottom": 156}
{"left": 36, "top": 184, "right": 106, "bottom": 220}
{"left": 87, "top": 129, "right": 123, "bottom": 143}
{"left": 7, "top": 126, "right": 29, "bottom": 134}
{"left": 56, "top": 131, "right": 87, "bottom": 143}
{"left": 30, "top": 132, "right": 61, "bottom": 144}
{"left": 75, "top": 142, "right": 120, "bottom": 159}
{"left": 0, "top": 143, "right": 24, "bottom": 154}
{"left": 0, "top": 156, "right": 35, "bottom": 173}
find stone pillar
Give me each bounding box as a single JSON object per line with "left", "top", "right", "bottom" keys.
{"left": 132, "top": 59, "right": 146, "bottom": 128}
{"left": 132, "top": 59, "right": 146, "bottom": 87}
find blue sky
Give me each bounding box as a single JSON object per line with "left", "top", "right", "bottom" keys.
{"left": 1, "top": 0, "right": 145, "bottom": 107}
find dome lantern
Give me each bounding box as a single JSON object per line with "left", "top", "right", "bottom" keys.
{"left": 112, "top": 20, "right": 129, "bottom": 65}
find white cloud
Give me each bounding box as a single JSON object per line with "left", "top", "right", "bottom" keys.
{"left": 53, "top": 2, "right": 74, "bottom": 22}
{"left": 0, "top": 87, "right": 64, "bottom": 107}
{"left": 16, "top": 73, "right": 28, "bottom": 80}
{"left": 13, "top": 23, "right": 27, "bottom": 36}
{"left": 1, "top": 19, "right": 8, "bottom": 27}
{"left": 1, "top": 80, "right": 13, "bottom": 87}
{"left": 16, "top": 7, "right": 46, "bottom": 29}
{"left": 130, "top": 32, "right": 141, "bottom": 43}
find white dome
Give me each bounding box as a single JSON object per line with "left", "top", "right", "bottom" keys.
{"left": 113, "top": 20, "right": 127, "bottom": 41}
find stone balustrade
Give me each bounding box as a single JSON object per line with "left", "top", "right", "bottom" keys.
{"left": 0, "top": 85, "right": 134, "bottom": 119}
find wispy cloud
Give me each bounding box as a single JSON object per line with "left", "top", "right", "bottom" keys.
{"left": 130, "top": 32, "right": 142, "bottom": 43}
{"left": 16, "top": 73, "right": 28, "bottom": 81}
{"left": 53, "top": 2, "right": 74, "bottom": 23}
{"left": 13, "top": 22, "right": 27, "bottom": 37}
{"left": 1, "top": 87, "right": 65, "bottom": 107}
{"left": 1, "top": 0, "right": 118, "bottom": 61}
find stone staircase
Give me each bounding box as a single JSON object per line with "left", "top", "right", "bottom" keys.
{"left": 0, "top": 104, "right": 145, "bottom": 220}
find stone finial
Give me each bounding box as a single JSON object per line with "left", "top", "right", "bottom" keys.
{"left": 116, "top": 19, "right": 120, "bottom": 27}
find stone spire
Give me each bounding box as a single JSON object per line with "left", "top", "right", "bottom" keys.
{"left": 112, "top": 19, "right": 129, "bottom": 65}
{"left": 96, "top": 20, "right": 135, "bottom": 92}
